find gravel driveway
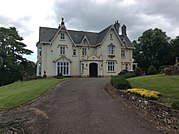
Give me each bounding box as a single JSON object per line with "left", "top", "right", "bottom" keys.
{"left": 30, "top": 78, "right": 160, "bottom": 134}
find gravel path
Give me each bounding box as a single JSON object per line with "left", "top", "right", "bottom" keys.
{"left": 33, "top": 78, "right": 160, "bottom": 134}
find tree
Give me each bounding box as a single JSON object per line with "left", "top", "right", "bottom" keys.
{"left": 0, "top": 27, "right": 33, "bottom": 85}
{"left": 147, "top": 65, "right": 157, "bottom": 75}
{"left": 133, "top": 28, "right": 171, "bottom": 72}
{"left": 170, "top": 36, "right": 179, "bottom": 64}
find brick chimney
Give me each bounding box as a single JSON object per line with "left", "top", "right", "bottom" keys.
{"left": 114, "top": 20, "right": 120, "bottom": 34}
{"left": 121, "top": 24, "right": 127, "bottom": 35}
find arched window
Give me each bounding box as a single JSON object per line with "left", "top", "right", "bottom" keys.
{"left": 108, "top": 43, "right": 115, "bottom": 54}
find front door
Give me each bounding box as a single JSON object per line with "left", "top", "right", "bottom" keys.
{"left": 89, "top": 63, "right": 98, "bottom": 77}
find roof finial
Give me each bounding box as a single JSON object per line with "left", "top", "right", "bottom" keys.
{"left": 61, "top": 18, "right": 64, "bottom": 25}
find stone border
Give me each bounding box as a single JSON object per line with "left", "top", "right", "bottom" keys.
{"left": 104, "top": 82, "right": 179, "bottom": 134}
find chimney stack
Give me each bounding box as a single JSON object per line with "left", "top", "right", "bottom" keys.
{"left": 58, "top": 18, "right": 65, "bottom": 28}
{"left": 121, "top": 24, "right": 127, "bottom": 35}
{"left": 114, "top": 20, "right": 120, "bottom": 34}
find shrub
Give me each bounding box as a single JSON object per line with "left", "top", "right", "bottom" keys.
{"left": 134, "top": 67, "right": 143, "bottom": 76}
{"left": 171, "top": 100, "right": 179, "bottom": 110}
{"left": 123, "top": 72, "right": 136, "bottom": 79}
{"left": 56, "top": 73, "right": 63, "bottom": 79}
{"left": 127, "top": 88, "right": 161, "bottom": 100}
{"left": 147, "top": 65, "right": 157, "bottom": 75}
{"left": 111, "top": 76, "right": 131, "bottom": 90}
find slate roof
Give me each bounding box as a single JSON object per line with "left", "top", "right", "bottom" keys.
{"left": 38, "top": 25, "right": 134, "bottom": 48}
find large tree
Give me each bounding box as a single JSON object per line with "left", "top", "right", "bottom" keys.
{"left": 0, "top": 27, "right": 33, "bottom": 85}
{"left": 170, "top": 36, "right": 179, "bottom": 64}
{"left": 133, "top": 28, "right": 171, "bottom": 71}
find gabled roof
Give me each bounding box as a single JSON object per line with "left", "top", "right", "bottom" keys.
{"left": 38, "top": 24, "right": 134, "bottom": 48}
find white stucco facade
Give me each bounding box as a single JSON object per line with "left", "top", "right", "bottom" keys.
{"left": 36, "top": 19, "right": 134, "bottom": 77}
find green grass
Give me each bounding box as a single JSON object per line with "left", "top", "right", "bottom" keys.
{"left": 0, "top": 78, "right": 65, "bottom": 110}
{"left": 127, "top": 74, "right": 179, "bottom": 104}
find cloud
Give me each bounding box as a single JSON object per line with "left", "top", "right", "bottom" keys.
{"left": 53, "top": 0, "right": 179, "bottom": 40}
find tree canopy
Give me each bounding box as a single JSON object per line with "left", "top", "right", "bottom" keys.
{"left": 0, "top": 27, "right": 34, "bottom": 85}
{"left": 133, "top": 28, "right": 172, "bottom": 71}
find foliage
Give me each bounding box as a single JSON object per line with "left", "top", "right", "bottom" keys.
{"left": 134, "top": 67, "right": 143, "bottom": 76}
{"left": 127, "top": 74, "right": 179, "bottom": 104}
{"left": 0, "top": 78, "right": 64, "bottom": 110}
{"left": 170, "top": 36, "right": 179, "bottom": 64}
{"left": 0, "top": 27, "right": 33, "bottom": 86}
{"left": 133, "top": 28, "right": 171, "bottom": 72}
{"left": 55, "top": 73, "right": 63, "bottom": 79}
{"left": 147, "top": 65, "right": 157, "bottom": 75}
{"left": 111, "top": 76, "right": 131, "bottom": 90}
{"left": 122, "top": 72, "right": 136, "bottom": 79}
{"left": 127, "top": 88, "right": 161, "bottom": 100}
{"left": 171, "top": 100, "right": 179, "bottom": 110}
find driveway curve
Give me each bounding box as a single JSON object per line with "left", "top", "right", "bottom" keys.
{"left": 34, "top": 78, "right": 160, "bottom": 134}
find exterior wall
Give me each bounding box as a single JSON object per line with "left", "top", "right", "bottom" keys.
{"left": 37, "top": 27, "right": 134, "bottom": 77}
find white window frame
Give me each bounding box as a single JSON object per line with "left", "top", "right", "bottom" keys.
{"left": 60, "top": 33, "right": 65, "bottom": 40}
{"left": 121, "top": 49, "right": 125, "bottom": 58}
{"left": 81, "top": 63, "right": 84, "bottom": 74}
{"left": 38, "top": 63, "right": 42, "bottom": 75}
{"left": 60, "top": 46, "right": 65, "bottom": 55}
{"left": 82, "top": 48, "right": 87, "bottom": 56}
{"left": 108, "top": 61, "right": 115, "bottom": 72}
{"left": 73, "top": 49, "right": 76, "bottom": 56}
{"left": 125, "top": 63, "right": 128, "bottom": 70}
{"left": 108, "top": 45, "right": 115, "bottom": 54}
{"left": 39, "top": 47, "right": 42, "bottom": 56}
{"left": 57, "top": 61, "right": 70, "bottom": 76}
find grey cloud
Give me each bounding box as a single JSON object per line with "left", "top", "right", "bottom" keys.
{"left": 0, "top": 15, "right": 32, "bottom": 37}
{"left": 53, "top": 0, "right": 179, "bottom": 40}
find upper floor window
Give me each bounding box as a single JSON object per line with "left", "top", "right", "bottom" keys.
{"left": 60, "top": 33, "right": 65, "bottom": 40}
{"left": 82, "top": 48, "right": 87, "bottom": 56}
{"left": 73, "top": 49, "right": 76, "bottom": 56}
{"left": 108, "top": 61, "right": 115, "bottom": 72}
{"left": 121, "top": 49, "right": 125, "bottom": 58}
{"left": 108, "top": 44, "right": 115, "bottom": 54}
{"left": 110, "top": 34, "right": 113, "bottom": 40}
{"left": 60, "top": 46, "right": 65, "bottom": 55}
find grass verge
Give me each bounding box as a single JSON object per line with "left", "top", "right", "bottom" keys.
{"left": 0, "top": 78, "right": 65, "bottom": 110}
{"left": 127, "top": 74, "right": 179, "bottom": 104}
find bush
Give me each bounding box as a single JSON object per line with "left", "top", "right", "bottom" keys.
{"left": 134, "top": 67, "right": 143, "bottom": 76}
{"left": 111, "top": 76, "right": 131, "bottom": 90}
{"left": 56, "top": 73, "right": 63, "bottom": 79}
{"left": 171, "top": 100, "right": 179, "bottom": 110}
{"left": 123, "top": 72, "right": 136, "bottom": 79}
{"left": 147, "top": 65, "right": 157, "bottom": 75}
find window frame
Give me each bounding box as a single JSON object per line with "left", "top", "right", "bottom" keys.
{"left": 59, "top": 46, "right": 65, "bottom": 55}
{"left": 107, "top": 61, "right": 115, "bottom": 72}
{"left": 73, "top": 49, "right": 77, "bottom": 56}
{"left": 82, "top": 47, "right": 87, "bottom": 56}
{"left": 60, "top": 33, "right": 65, "bottom": 40}
{"left": 57, "top": 61, "right": 70, "bottom": 76}
{"left": 121, "top": 49, "right": 125, "bottom": 58}
{"left": 108, "top": 44, "right": 115, "bottom": 55}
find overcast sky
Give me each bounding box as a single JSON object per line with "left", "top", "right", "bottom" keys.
{"left": 0, "top": 0, "right": 179, "bottom": 61}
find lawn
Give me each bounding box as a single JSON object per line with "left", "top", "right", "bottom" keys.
{"left": 0, "top": 78, "right": 64, "bottom": 110}
{"left": 127, "top": 74, "right": 179, "bottom": 104}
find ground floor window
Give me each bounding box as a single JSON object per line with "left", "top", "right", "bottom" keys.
{"left": 108, "top": 61, "right": 115, "bottom": 72}
{"left": 57, "top": 62, "right": 70, "bottom": 76}
{"left": 38, "top": 63, "right": 42, "bottom": 75}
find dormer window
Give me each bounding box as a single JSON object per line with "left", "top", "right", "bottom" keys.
{"left": 60, "top": 33, "right": 65, "bottom": 40}
{"left": 108, "top": 43, "right": 115, "bottom": 54}
{"left": 82, "top": 48, "right": 87, "bottom": 56}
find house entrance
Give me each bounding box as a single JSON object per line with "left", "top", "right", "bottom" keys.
{"left": 89, "top": 63, "right": 98, "bottom": 77}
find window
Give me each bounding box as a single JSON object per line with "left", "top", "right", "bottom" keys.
{"left": 39, "top": 48, "right": 42, "bottom": 56}
{"left": 108, "top": 61, "right": 115, "bottom": 72}
{"left": 60, "top": 46, "right": 65, "bottom": 55}
{"left": 108, "top": 44, "right": 115, "bottom": 54}
{"left": 60, "top": 33, "right": 65, "bottom": 40}
{"left": 82, "top": 48, "right": 87, "bottom": 56}
{"left": 125, "top": 64, "right": 128, "bottom": 70}
{"left": 81, "top": 63, "right": 84, "bottom": 74}
{"left": 110, "top": 34, "right": 113, "bottom": 40}
{"left": 39, "top": 63, "right": 42, "bottom": 75}
{"left": 73, "top": 49, "right": 76, "bottom": 56}
{"left": 57, "top": 62, "right": 70, "bottom": 76}
{"left": 121, "top": 50, "right": 125, "bottom": 58}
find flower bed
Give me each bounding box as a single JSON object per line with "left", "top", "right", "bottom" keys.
{"left": 127, "top": 88, "right": 161, "bottom": 100}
